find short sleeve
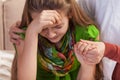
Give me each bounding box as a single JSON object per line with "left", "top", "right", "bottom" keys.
{"left": 87, "top": 25, "right": 99, "bottom": 41}
{"left": 75, "top": 24, "right": 99, "bottom": 42}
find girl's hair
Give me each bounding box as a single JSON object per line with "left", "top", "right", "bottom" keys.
{"left": 11, "top": 54, "right": 17, "bottom": 80}
{"left": 11, "top": 0, "right": 102, "bottom": 80}
{"left": 19, "top": 0, "right": 96, "bottom": 27}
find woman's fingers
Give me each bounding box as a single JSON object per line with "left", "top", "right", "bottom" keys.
{"left": 9, "top": 27, "right": 25, "bottom": 39}
{"left": 83, "top": 44, "right": 96, "bottom": 55}
{"left": 83, "top": 47, "right": 103, "bottom": 64}
{"left": 12, "top": 25, "right": 25, "bottom": 33}
{"left": 10, "top": 32, "right": 21, "bottom": 39}
{"left": 75, "top": 41, "right": 100, "bottom": 64}
{"left": 16, "top": 21, "right": 21, "bottom": 27}
{"left": 9, "top": 21, "right": 25, "bottom": 45}
{"left": 10, "top": 38, "right": 20, "bottom": 45}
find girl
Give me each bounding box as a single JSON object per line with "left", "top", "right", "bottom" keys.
{"left": 10, "top": 0, "right": 103, "bottom": 80}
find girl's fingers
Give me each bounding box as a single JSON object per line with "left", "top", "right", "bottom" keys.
{"left": 74, "top": 44, "right": 78, "bottom": 55}
{"left": 74, "top": 44, "right": 84, "bottom": 63}
{"left": 82, "top": 44, "right": 91, "bottom": 55}
{"left": 52, "top": 11, "right": 62, "bottom": 23}
{"left": 77, "top": 42, "right": 88, "bottom": 55}
{"left": 52, "top": 14, "right": 61, "bottom": 24}
{"left": 46, "top": 10, "right": 62, "bottom": 20}
{"left": 42, "top": 10, "right": 62, "bottom": 24}
{"left": 74, "top": 44, "right": 82, "bottom": 58}
{"left": 40, "top": 21, "right": 55, "bottom": 29}
{"left": 44, "top": 13, "right": 61, "bottom": 24}
{"left": 43, "top": 16, "right": 56, "bottom": 24}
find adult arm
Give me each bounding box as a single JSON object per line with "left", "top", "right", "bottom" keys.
{"left": 104, "top": 42, "right": 120, "bottom": 64}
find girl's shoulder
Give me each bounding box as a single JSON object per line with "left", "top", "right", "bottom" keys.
{"left": 75, "top": 24, "right": 99, "bottom": 42}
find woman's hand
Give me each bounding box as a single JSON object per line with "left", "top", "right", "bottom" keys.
{"left": 74, "top": 41, "right": 96, "bottom": 66}
{"left": 80, "top": 40, "right": 105, "bottom": 64}
{"left": 9, "top": 21, "right": 25, "bottom": 55}
{"left": 74, "top": 39, "right": 105, "bottom": 65}
{"left": 28, "top": 10, "right": 62, "bottom": 34}
{"left": 9, "top": 21, "right": 25, "bottom": 45}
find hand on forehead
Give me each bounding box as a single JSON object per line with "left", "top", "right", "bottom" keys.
{"left": 39, "top": 10, "right": 64, "bottom": 28}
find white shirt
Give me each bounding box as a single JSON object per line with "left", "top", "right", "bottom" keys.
{"left": 77, "top": 0, "right": 120, "bottom": 80}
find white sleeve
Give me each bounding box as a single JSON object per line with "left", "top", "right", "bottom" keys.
{"left": 77, "top": 0, "right": 96, "bottom": 20}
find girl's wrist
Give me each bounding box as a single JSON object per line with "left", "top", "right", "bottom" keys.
{"left": 26, "top": 25, "right": 39, "bottom": 35}
{"left": 81, "top": 64, "right": 96, "bottom": 72}
{"left": 28, "top": 23, "right": 43, "bottom": 34}
{"left": 78, "top": 64, "right": 96, "bottom": 80}
{"left": 81, "top": 61, "right": 96, "bottom": 68}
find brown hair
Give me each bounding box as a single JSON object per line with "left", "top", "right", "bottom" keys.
{"left": 11, "top": 0, "right": 102, "bottom": 80}
{"left": 19, "top": 0, "right": 96, "bottom": 27}
{"left": 11, "top": 54, "right": 17, "bottom": 80}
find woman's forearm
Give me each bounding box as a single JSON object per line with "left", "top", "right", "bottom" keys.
{"left": 77, "top": 65, "right": 96, "bottom": 80}
{"left": 104, "top": 42, "right": 120, "bottom": 64}
{"left": 17, "top": 27, "right": 38, "bottom": 80}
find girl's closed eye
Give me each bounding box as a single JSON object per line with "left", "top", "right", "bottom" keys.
{"left": 54, "top": 26, "right": 62, "bottom": 29}
{"left": 41, "top": 28, "right": 48, "bottom": 33}
{"left": 53, "top": 23, "right": 63, "bottom": 29}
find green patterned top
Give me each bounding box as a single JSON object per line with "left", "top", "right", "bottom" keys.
{"left": 36, "top": 25, "right": 99, "bottom": 80}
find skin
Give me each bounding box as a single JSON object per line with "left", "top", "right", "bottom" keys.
{"left": 9, "top": 10, "right": 99, "bottom": 80}
{"left": 78, "top": 39, "right": 105, "bottom": 64}
{"left": 74, "top": 43, "right": 96, "bottom": 80}
{"left": 17, "top": 10, "right": 64, "bottom": 80}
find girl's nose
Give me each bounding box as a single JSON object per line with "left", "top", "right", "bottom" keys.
{"left": 47, "top": 30, "right": 56, "bottom": 39}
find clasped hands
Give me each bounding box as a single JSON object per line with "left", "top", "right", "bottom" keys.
{"left": 74, "top": 39, "right": 105, "bottom": 66}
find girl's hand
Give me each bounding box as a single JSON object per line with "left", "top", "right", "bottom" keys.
{"left": 9, "top": 21, "right": 25, "bottom": 45}
{"left": 28, "top": 10, "right": 62, "bottom": 34}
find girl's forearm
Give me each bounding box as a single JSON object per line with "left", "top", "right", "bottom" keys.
{"left": 17, "top": 27, "right": 38, "bottom": 80}
{"left": 77, "top": 65, "right": 96, "bottom": 80}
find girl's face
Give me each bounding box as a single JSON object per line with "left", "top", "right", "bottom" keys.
{"left": 31, "top": 11, "right": 69, "bottom": 43}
